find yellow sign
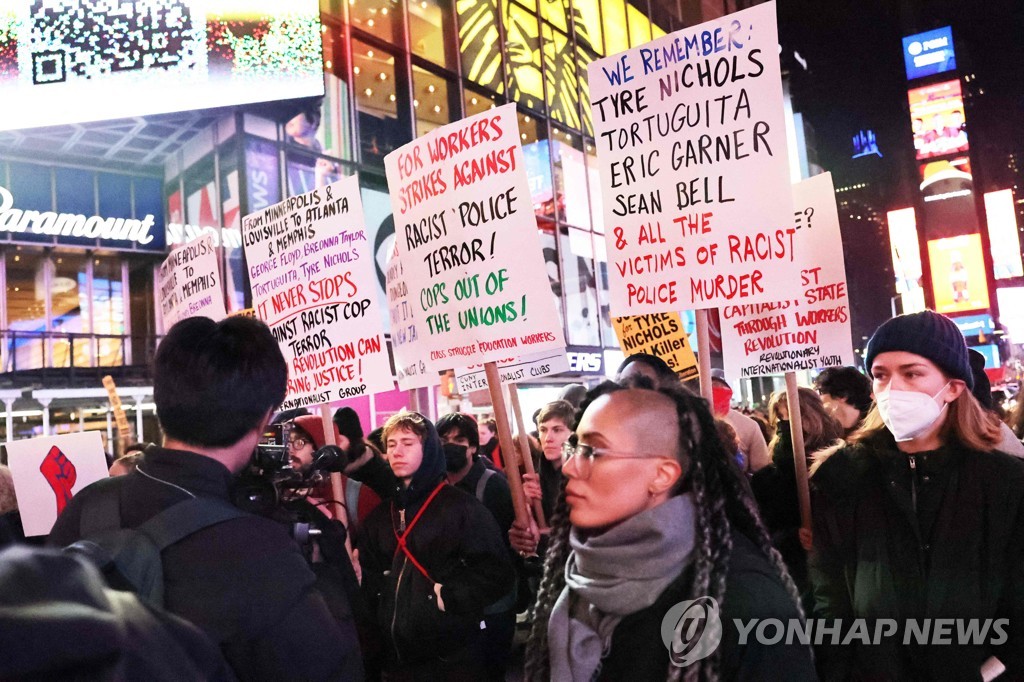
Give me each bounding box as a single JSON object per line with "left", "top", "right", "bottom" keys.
{"left": 612, "top": 313, "right": 699, "bottom": 381}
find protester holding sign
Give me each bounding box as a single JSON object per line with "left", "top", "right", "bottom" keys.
{"left": 523, "top": 384, "right": 814, "bottom": 680}
{"left": 809, "top": 311, "right": 1024, "bottom": 679}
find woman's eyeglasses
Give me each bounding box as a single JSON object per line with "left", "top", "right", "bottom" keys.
{"left": 560, "top": 442, "right": 673, "bottom": 480}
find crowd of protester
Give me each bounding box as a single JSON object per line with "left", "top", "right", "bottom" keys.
{"left": 0, "top": 309, "right": 1022, "bottom": 680}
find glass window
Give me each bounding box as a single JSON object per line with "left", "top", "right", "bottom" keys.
{"left": 518, "top": 112, "right": 555, "bottom": 230}
{"left": 51, "top": 254, "right": 90, "bottom": 368}
{"left": 92, "top": 256, "right": 125, "bottom": 367}
{"left": 573, "top": 0, "right": 604, "bottom": 54}
{"left": 540, "top": 0, "right": 568, "bottom": 32}
{"left": 576, "top": 48, "right": 596, "bottom": 137}
{"left": 5, "top": 249, "right": 45, "bottom": 371}
{"left": 503, "top": 0, "right": 545, "bottom": 112}
{"left": 458, "top": 0, "right": 504, "bottom": 94}
{"left": 410, "top": 0, "right": 455, "bottom": 69}
{"left": 560, "top": 226, "right": 601, "bottom": 345}
{"left": 627, "top": 3, "right": 652, "bottom": 47}
{"left": 413, "top": 67, "right": 456, "bottom": 137}
{"left": 594, "top": 250, "right": 615, "bottom": 346}
{"left": 538, "top": 229, "right": 564, "bottom": 331}
{"left": 219, "top": 157, "right": 247, "bottom": 313}
{"left": 542, "top": 24, "right": 581, "bottom": 130}
{"left": 349, "top": 0, "right": 403, "bottom": 44}
{"left": 552, "top": 135, "right": 591, "bottom": 229}
{"left": 321, "top": 25, "right": 353, "bottom": 161}
{"left": 602, "top": 0, "right": 628, "bottom": 56}
{"left": 464, "top": 88, "right": 502, "bottom": 117}
{"left": 585, "top": 142, "right": 605, "bottom": 233}
{"left": 353, "top": 40, "right": 409, "bottom": 166}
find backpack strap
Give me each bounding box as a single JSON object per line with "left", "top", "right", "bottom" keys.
{"left": 135, "top": 497, "right": 248, "bottom": 551}
{"left": 475, "top": 468, "right": 496, "bottom": 503}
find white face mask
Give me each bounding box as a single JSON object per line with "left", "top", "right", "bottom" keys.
{"left": 875, "top": 382, "right": 951, "bottom": 442}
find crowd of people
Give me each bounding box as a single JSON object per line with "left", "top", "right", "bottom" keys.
{"left": 0, "top": 309, "right": 1022, "bottom": 680}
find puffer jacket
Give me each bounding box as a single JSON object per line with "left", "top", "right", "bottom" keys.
{"left": 358, "top": 418, "right": 513, "bottom": 673}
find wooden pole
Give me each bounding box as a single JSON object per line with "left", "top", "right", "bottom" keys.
{"left": 508, "top": 383, "right": 548, "bottom": 530}
{"left": 785, "top": 372, "right": 812, "bottom": 531}
{"left": 695, "top": 309, "right": 713, "bottom": 403}
{"left": 102, "top": 375, "right": 132, "bottom": 455}
{"left": 484, "top": 363, "right": 530, "bottom": 526}
{"left": 319, "top": 405, "right": 355, "bottom": 563}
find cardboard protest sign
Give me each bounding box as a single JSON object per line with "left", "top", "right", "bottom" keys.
{"left": 588, "top": 2, "right": 796, "bottom": 315}
{"left": 612, "top": 313, "right": 699, "bottom": 380}
{"left": 720, "top": 172, "right": 854, "bottom": 378}
{"left": 157, "top": 233, "right": 227, "bottom": 327}
{"left": 7, "top": 431, "right": 108, "bottom": 537}
{"left": 384, "top": 103, "right": 565, "bottom": 372}
{"left": 386, "top": 241, "right": 437, "bottom": 390}
{"left": 455, "top": 350, "right": 571, "bottom": 394}
{"left": 243, "top": 176, "right": 393, "bottom": 409}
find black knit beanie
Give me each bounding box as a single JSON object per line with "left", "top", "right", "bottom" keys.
{"left": 332, "top": 407, "right": 364, "bottom": 442}
{"left": 864, "top": 310, "right": 974, "bottom": 390}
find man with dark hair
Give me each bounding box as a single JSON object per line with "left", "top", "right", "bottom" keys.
{"left": 359, "top": 411, "right": 512, "bottom": 679}
{"left": 435, "top": 412, "right": 517, "bottom": 681}
{"left": 50, "top": 317, "right": 362, "bottom": 681}
{"left": 813, "top": 366, "right": 873, "bottom": 436}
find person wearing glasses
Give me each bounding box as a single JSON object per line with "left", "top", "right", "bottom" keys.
{"left": 523, "top": 384, "right": 815, "bottom": 681}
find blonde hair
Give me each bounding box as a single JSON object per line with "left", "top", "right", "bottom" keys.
{"left": 381, "top": 411, "right": 430, "bottom": 444}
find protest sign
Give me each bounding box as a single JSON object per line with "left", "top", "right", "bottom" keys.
{"left": 454, "top": 350, "right": 571, "bottom": 394}
{"left": 720, "top": 172, "right": 854, "bottom": 378}
{"left": 612, "top": 312, "right": 699, "bottom": 380}
{"left": 384, "top": 103, "right": 565, "bottom": 372}
{"left": 243, "top": 175, "right": 393, "bottom": 409}
{"left": 157, "top": 233, "right": 227, "bottom": 327}
{"left": 386, "top": 241, "right": 437, "bottom": 390}
{"left": 588, "top": 2, "right": 796, "bottom": 315}
{"left": 7, "top": 431, "right": 108, "bottom": 537}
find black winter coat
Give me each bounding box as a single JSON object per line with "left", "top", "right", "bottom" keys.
{"left": 809, "top": 431, "right": 1024, "bottom": 680}
{"left": 595, "top": 531, "right": 817, "bottom": 681}
{"left": 49, "top": 447, "right": 363, "bottom": 682}
{"left": 357, "top": 421, "right": 514, "bottom": 675}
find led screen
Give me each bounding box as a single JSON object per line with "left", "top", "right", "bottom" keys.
{"left": 952, "top": 313, "right": 994, "bottom": 337}
{"left": 0, "top": 0, "right": 324, "bottom": 131}
{"left": 909, "top": 80, "right": 968, "bottom": 160}
{"left": 887, "top": 208, "right": 926, "bottom": 313}
{"left": 984, "top": 189, "right": 1024, "bottom": 279}
{"left": 902, "top": 26, "right": 956, "bottom": 80}
{"left": 927, "top": 234, "right": 990, "bottom": 314}
{"left": 997, "top": 287, "right": 1024, "bottom": 344}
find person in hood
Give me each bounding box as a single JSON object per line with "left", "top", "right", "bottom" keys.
{"left": 809, "top": 310, "right": 1024, "bottom": 680}
{"left": 710, "top": 369, "right": 771, "bottom": 473}
{"left": 358, "top": 411, "right": 513, "bottom": 680}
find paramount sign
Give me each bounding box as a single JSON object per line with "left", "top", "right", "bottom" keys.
{"left": 0, "top": 185, "right": 156, "bottom": 246}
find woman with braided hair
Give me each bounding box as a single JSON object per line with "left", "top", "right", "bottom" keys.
{"left": 523, "top": 384, "right": 815, "bottom": 681}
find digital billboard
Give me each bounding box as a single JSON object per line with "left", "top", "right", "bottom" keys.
{"left": 0, "top": 1, "right": 324, "bottom": 131}
{"left": 984, "top": 189, "right": 1024, "bottom": 279}
{"left": 951, "top": 313, "right": 994, "bottom": 338}
{"left": 902, "top": 26, "right": 956, "bottom": 80}
{"left": 997, "top": 287, "right": 1024, "bottom": 343}
{"left": 919, "top": 157, "right": 972, "bottom": 202}
{"left": 887, "top": 208, "right": 926, "bottom": 313}
{"left": 927, "top": 234, "right": 990, "bottom": 314}
{"left": 909, "top": 80, "right": 968, "bottom": 160}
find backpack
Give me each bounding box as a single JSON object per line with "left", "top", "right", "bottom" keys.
{"left": 65, "top": 493, "right": 247, "bottom": 607}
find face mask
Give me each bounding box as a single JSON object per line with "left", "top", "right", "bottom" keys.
{"left": 875, "top": 382, "right": 951, "bottom": 442}
{"left": 443, "top": 442, "right": 469, "bottom": 472}
{"left": 712, "top": 385, "right": 733, "bottom": 417}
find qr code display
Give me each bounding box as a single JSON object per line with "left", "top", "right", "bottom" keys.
{"left": 27, "top": 0, "right": 205, "bottom": 85}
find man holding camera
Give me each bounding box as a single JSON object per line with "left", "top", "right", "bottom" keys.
{"left": 50, "top": 317, "right": 363, "bottom": 681}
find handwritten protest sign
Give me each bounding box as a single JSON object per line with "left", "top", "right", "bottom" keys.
{"left": 384, "top": 103, "right": 565, "bottom": 372}
{"left": 720, "top": 172, "right": 854, "bottom": 378}
{"left": 7, "top": 431, "right": 107, "bottom": 536}
{"left": 612, "top": 313, "right": 699, "bottom": 380}
{"left": 158, "top": 233, "right": 227, "bottom": 328}
{"left": 455, "top": 350, "right": 571, "bottom": 394}
{"left": 243, "top": 176, "right": 393, "bottom": 409}
{"left": 588, "top": 2, "right": 796, "bottom": 315}
{"left": 386, "top": 242, "right": 437, "bottom": 390}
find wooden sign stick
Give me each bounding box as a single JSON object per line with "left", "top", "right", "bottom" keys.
{"left": 785, "top": 372, "right": 812, "bottom": 531}
{"left": 508, "top": 383, "right": 548, "bottom": 530}
{"left": 695, "top": 309, "right": 714, "bottom": 404}
{"left": 102, "top": 375, "right": 133, "bottom": 455}
{"left": 484, "top": 363, "right": 530, "bottom": 526}
{"left": 319, "top": 405, "right": 356, "bottom": 568}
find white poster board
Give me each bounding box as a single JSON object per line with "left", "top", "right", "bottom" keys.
{"left": 7, "top": 431, "right": 108, "bottom": 537}
{"left": 386, "top": 241, "right": 438, "bottom": 390}
{"left": 158, "top": 233, "right": 227, "bottom": 327}
{"left": 243, "top": 176, "right": 394, "bottom": 409}
{"left": 455, "top": 350, "right": 571, "bottom": 394}
{"left": 588, "top": 1, "right": 796, "bottom": 315}
{"left": 720, "top": 172, "right": 855, "bottom": 378}
{"left": 384, "top": 103, "right": 566, "bottom": 372}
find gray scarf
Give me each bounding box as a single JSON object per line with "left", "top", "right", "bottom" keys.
{"left": 548, "top": 494, "right": 696, "bottom": 682}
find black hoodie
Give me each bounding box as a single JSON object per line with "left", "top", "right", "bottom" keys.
{"left": 357, "top": 414, "right": 513, "bottom": 673}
